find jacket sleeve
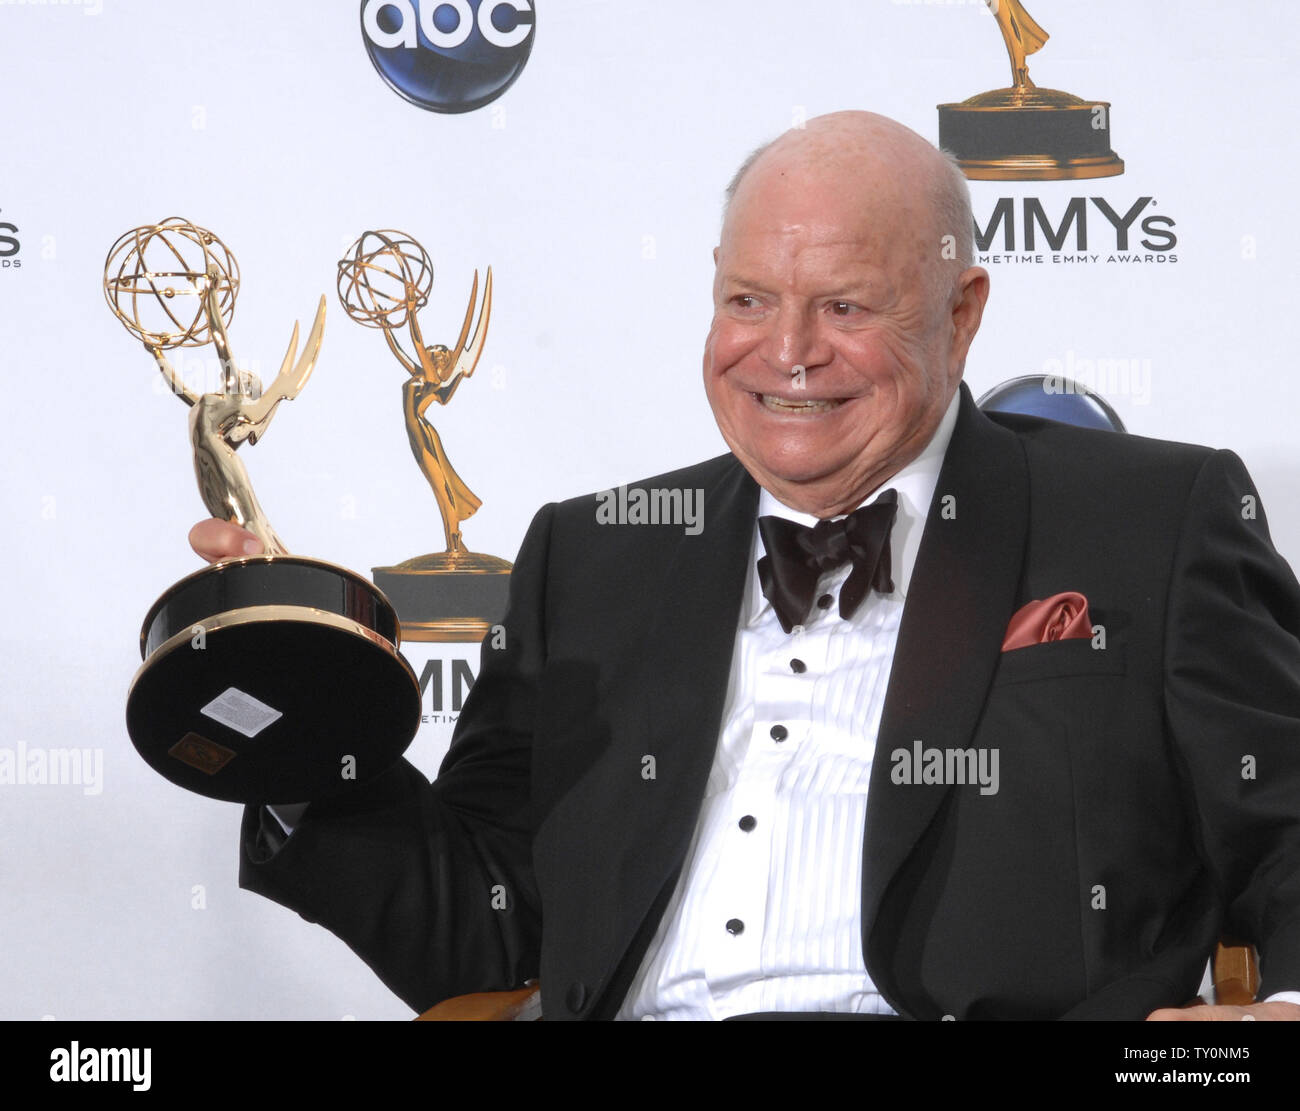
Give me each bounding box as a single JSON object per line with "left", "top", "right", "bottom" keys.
{"left": 1163, "top": 449, "right": 1300, "bottom": 998}
{"left": 237, "top": 503, "right": 557, "bottom": 1012}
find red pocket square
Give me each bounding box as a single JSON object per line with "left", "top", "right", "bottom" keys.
{"left": 1002, "top": 592, "right": 1092, "bottom": 652}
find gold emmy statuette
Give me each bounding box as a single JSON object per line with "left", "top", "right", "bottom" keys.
{"left": 106, "top": 218, "right": 420, "bottom": 803}
{"left": 937, "top": 0, "right": 1123, "bottom": 180}
{"left": 338, "top": 230, "right": 511, "bottom": 643}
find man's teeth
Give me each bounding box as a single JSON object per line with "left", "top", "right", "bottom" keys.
{"left": 761, "top": 395, "right": 841, "bottom": 413}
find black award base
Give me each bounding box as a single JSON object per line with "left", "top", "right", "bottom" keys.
{"left": 126, "top": 555, "right": 421, "bottom": 804}
{"left": 373, "top": 550, "right": 512, "bottom": 643}
{"left": 938, "top": 89, "right": 1123, "bottom": 181}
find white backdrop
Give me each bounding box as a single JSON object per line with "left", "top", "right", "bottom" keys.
{"left": 2, "top": 0, "right": 1298, "bottom": 1019}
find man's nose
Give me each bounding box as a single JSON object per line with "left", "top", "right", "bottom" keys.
{"left": 760, "top": 303, "right": 831, "bottom": 377}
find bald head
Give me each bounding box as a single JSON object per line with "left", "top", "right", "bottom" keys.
{"left": 702, "top": 109, "right": 989, "bottom": 517}
{"left": 722, "top": 111, "right": 973, "bottom": 303}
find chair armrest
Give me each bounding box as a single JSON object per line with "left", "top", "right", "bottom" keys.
{"left": 416, "top": 984, "right": 542, "bottom": 1021}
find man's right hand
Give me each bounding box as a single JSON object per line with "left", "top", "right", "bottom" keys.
{"left": 189, "top": 519, "right": 264, "bottom": 563}
{"left": 190, "top": 519, "right": 312, "bottom": 823}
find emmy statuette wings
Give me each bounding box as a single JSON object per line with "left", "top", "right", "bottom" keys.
{"left": 937, "top": 0, "right": 1124, "bottom": 181}
{"left": 106, "top": 218, "right": 420, "bottom": 804}
{"left": 338, "top": 230, "right": 512, "bottom": 643}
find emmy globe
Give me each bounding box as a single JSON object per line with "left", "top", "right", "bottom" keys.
{"left": 105, "top": 218, "right": 420, "bottom": 804}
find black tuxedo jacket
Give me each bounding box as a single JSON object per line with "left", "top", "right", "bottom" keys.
{"left": 241, "top": 383, "right": 1300, "bottom": 1019}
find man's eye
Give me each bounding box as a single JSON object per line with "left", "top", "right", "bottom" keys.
{"left": 731, "top": 295, "right": 758, "bottom": 309}
{"left": 829, "top": 301, "right": 858, "bottom": 315}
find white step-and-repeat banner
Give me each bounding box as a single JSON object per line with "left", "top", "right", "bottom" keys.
{"left": 2, "top": 0, "right": 1297, "bottom": 1018}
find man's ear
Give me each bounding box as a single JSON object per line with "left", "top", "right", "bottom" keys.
{"left": 949, "top": 266, "right": 990, "bottom": 373}
{"left": 712, "top": 246, "right": 720, "bottom": 265}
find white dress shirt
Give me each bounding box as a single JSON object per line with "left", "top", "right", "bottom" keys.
{"left": 617, "top": 393, "right": 961, "bottom": 1020}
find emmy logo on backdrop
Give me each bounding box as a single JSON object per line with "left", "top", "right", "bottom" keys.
{"left": 106, "top": 218, "right": 420, "bottom": 803}
{"left": 937, "top": 0, "right": 1124, "bottom": 180}
{"left": 338, "top": 230, "right": 511, "bottom": 643}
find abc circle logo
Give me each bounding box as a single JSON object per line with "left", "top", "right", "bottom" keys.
{"left": 361, "top": 0, "right": 536, "bottom": 114}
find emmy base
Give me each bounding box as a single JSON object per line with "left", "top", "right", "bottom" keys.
{"left": 127, "top": 556, "right": 421, "bottom": 804}
{"left": 373, "top": 551, "right": 512, "bottom": 643}
{"left": 938, "top": 93, "right": 1124, "bottom": 181}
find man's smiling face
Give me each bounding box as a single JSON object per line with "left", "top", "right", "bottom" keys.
{"left": 703, "top": 116, "right": 987, "bottom": 518}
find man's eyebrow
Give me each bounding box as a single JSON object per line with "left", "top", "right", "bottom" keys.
{"left": 718, "top": 274, "right": 781, "bottom": 295}
{"left": 809, "top": 267, "right": 895, "bottom": 298}
{"left": 818, "top": 279, "right": 881, "bottom": 297}
{"left": 717, "top": 265, "right": 892, "bottom": 300}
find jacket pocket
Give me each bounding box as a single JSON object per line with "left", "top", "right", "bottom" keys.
{"left": 992, "top": 637, "right": 1126, "bottom": 686}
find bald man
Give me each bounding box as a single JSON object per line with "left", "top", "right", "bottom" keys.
{"left": 204, "top": 112, "right": 1300, "bottom": 1021}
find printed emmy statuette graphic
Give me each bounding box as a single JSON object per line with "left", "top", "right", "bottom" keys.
{"left": 937, "top": 0, "right": 1124, "bottom": 180}
{"left": 338, "top": 230, "right": 512, "bottom": 643}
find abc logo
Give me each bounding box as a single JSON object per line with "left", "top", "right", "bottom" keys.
{"left": 360, "top": 0, "right": 536, "bottom": 115}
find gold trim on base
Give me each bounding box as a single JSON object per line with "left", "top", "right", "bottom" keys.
{"left": 139, "top": 554, "right": 405, "bottom": 657}
{"left": 954, "top": 154, "right": 1124, "bottom": 181}
{"left": 947, "top": 87, "right": 1091, "bottom": 110}
{"left": 400, "top": 618, "right": 493, "bottom": 643}
{"left": 376, "top": 552, "right": 513, "bottom": 575}
{"left": 130, "top": 603, "right": 419, "bottom": 700}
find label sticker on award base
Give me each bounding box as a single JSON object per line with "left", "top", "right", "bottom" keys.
{"left": 107, "top": 219, "right": 421, "bottom": 804}
{"left": 170, "top": 732, "right": 237, "bottom": 776}
{"left": 200, "top": 687, "right": 283, "bottom": 738}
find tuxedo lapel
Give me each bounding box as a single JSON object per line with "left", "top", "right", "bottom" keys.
{"left": 587, "top": 456, "right": 759, "bottom": 1010}
{"left": 632, "top": 456, "right": 758, "bottom": 855}
{"left": 861, "top": 383, "right": 1030, "bottom": 1013}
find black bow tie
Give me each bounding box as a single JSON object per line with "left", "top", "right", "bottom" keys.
{"left": 757, "top": 489, "right": 898, "bottom": 633}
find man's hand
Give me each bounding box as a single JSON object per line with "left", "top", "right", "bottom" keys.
{"left": 1148, "top": 1001, "right": 1300, "bottom": 1021}
{"left": 189, "top": 519, "right": 263, "bottom": 563}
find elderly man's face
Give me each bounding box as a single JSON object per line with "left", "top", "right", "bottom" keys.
{"left": 703, "top": 155, "right": 982, "bottom": 517}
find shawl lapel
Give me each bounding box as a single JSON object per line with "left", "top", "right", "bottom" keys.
{"left": 589, "top": 457, "right": 759, "bottom": 1006}
{"left": 861, "top": 384, "right": 1030, "bottom": 1013}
